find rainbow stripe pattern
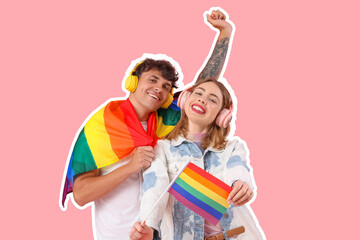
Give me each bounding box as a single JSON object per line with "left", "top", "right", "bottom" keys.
{"left": 168, "top": 162, "right": 232, "bottom": 226}
{"left": 61, "top": 99, "right": 180, "bottom": 207}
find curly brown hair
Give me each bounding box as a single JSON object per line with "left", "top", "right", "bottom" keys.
{"left": 133, "top": 58, "right": 179, "bottom": 89}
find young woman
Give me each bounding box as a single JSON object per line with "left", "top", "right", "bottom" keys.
{"left": 132, "top": 79, "right": 264, "bottom": 240}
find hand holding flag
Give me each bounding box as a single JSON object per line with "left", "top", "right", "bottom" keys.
{"left": 141, "top": 160, "right": 233, "bottom": 226}
{"left": 227, "top": 180, "right": 254, "bottom": 206}
{"left": 129, "top": 221, "right": 153, "bottom": 240}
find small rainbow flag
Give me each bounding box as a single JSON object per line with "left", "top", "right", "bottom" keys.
{"left": 168, "top": 162, "right": 232, "bottom": 226}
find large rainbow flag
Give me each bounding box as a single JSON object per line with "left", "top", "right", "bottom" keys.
{"left": 61, "top": 98, "right": 180, "bottom": 208}
{"left": 168, "top": 162, "right": 232, "bottom": 226}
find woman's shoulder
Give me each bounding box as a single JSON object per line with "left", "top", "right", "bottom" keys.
{"left": 155, "top": 136, "right": 188, "bottom": 154}
{"left": 156, "top": 139, "right": 172, "bottom": 147}
{"left": 158, "top": 135, "right": 187, "bottom": 146}
{"left": 154, "top": 139, "right": 174, "bottom": 153}
{"left": 225, "top": 136, "right": 249, "bottom": 151}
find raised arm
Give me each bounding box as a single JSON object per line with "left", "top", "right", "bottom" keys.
{"left": 196, "top": 9, "right": 234, "bottom": 83}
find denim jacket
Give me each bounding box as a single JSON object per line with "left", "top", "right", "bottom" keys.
{"left": 140, "top": 136, "right": 264, "bottom": 240}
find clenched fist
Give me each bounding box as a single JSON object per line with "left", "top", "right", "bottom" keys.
{"left": 127, "top": 146, "right": 155, "bottom": 174}
{"left": 206, "top": 9, "right": 233, "bottom": 33}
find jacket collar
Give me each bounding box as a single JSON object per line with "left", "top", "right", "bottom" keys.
{"left": 170, "top": 135, "right": 225, "bottom": 153}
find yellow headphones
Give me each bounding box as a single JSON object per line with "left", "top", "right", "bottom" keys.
{"left": 125, "top": 62, "right": 174, "bottom": 109}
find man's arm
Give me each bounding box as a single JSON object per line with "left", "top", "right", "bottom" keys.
{"left": 73, "top": 166, "right": 133, "bottom": 206}
{"left": 72, "top": 146, "right": 154, "bottom": 206}
{"left": 196, "top": 9, "right": 233, "bottom": 83}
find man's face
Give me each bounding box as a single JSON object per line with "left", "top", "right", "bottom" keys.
{"left": 131, "top": 69, "right": 172, "bottom": 113}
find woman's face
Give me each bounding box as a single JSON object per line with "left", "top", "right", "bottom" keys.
{"left": 184, "top": 81, "right": 224, "bottom": 129}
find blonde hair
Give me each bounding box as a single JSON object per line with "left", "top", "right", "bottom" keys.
{"left": 165, "top": 79, "right": 233, "bottom": 150}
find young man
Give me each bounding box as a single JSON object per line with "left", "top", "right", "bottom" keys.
{"left": 61, "top": 9, "right": 233, "bottom": 240}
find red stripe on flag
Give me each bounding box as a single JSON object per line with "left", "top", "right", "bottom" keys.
{"left": 187, "top": 163, "right": 232, "bottom": 193}
{"left": 118, "top": 100, "right": 154, "bottom": 146}
{"left": 104, "top": 102, "right": 135, "bottom": 159}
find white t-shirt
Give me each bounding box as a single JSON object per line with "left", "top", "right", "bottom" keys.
{"left": 93, "top": 121, "right": 147, "bottom": 240}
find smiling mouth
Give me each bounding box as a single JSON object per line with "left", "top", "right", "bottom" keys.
{"left": 191, "top": 104, "right": 206, "bottom": 114}
{"left": 147, "top": 92, "right": 160, "bottom": 101}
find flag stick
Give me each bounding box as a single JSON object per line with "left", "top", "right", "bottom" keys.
{"left": 141, "top": 160, "right": 191, "bottom": 225}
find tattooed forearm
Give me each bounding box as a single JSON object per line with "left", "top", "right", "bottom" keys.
{"left": 197, "top": 37, "right": 230, "bottom": 82}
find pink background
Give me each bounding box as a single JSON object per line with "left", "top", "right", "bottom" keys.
{"left": 1, "top": 0, "right": 359, "bottom": 239}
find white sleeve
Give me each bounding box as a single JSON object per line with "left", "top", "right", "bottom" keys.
{"left": 140, "top": 141, "right": 170, "bottom": 232}
{"left": 223, "top": 139, "right": 256, "bottom": 191}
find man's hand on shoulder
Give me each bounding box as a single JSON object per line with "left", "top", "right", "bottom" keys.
{"left": 128, "top": 146, "right": 155, "bottom": 173}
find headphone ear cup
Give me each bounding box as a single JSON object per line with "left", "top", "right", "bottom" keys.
{"left": 216, "top": 105, "right": 233, "bottom": 128}
{"left": 177, "top": 88, "right": 192, "bottom": 109}
{"left": 161, "top": 93, "right": 174, "bottom": 109}
{"left": 125, "top": 74, "right": 139, "bottom": 92}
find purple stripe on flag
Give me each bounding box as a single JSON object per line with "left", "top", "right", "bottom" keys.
{"left": 169, "top": 188, "right": 221, "bottom": 226}
{"left": 171, "top": 181, "right": 223, "bottom": 218}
